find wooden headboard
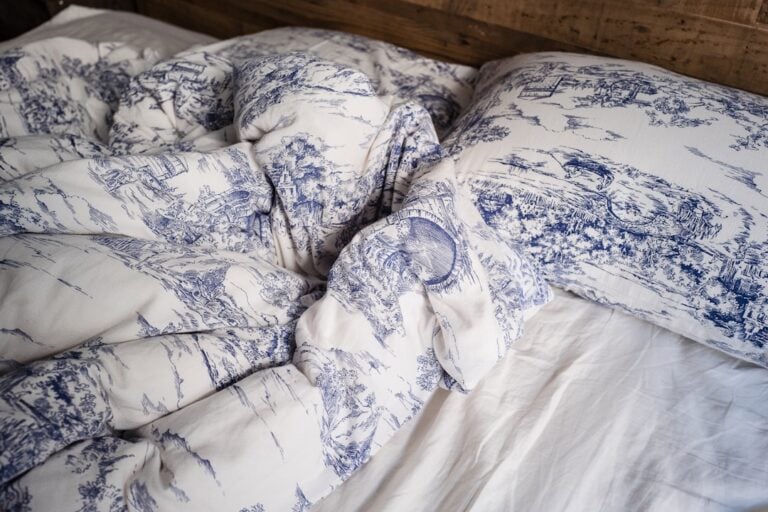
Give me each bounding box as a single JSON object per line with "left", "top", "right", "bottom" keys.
{"left": 135, "top": 0, "right": 768, "bottom": 96}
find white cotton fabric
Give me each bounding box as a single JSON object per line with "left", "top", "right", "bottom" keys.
{"left": 2, "top": 15, "right": 765, "bottom": 512}
{"left": 315, "top": 288, "right": 768, "bottom": 512}
{"left": 448, "top": 52, "right": 768, "bottom": 367}
{"left": 0, "top": 37, "right": 549, "bottom": 511}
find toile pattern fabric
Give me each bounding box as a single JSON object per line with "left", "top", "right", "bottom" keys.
{"left": 448, "top": 51, "right": 768, "bottom": 367}
{"left": 0, "top": 38, "right": 550, "bottom": 511}
{"left": 108, "top": 26, "right": 477, "bottom": 153}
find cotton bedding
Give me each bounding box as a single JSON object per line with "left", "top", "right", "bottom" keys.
{"left": 315, "top": 288, "right": 768, "bottom": 512}
{"left": 1, "top": 12, "right": 768, "bottom": 512}
{"left": 0, "top": 35, "right": 550, "bottom": 511}
{"left": 447, "top": 52, "right": 768, "bottom": 368}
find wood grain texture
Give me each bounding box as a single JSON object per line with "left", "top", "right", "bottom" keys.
{"left": 140, "top": 0, "right": 584, "bottom": 61}
{"left": 624, "top": 0, "right": 762, "bottom": 24}
{"left": 136, "top": 0, "right": 768, "bottom": 96}
{"left": 758, "top": 0, "right": 768, "bottom": 23}
{"left": 138, "top": 0, "right": 279, "bottom": 38}
{"left": 409, "top": 0, "right": 768, "bottom": 94}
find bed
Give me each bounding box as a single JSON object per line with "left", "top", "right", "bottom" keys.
{"left": 1, "top": 4, "right": 767, "bottom": 512}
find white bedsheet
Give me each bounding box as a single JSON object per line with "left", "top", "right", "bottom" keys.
{"left": 315, "top": 288, "right": 768, "bottom": 511}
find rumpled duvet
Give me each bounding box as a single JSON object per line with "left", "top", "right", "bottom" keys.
{"left": 0, "top": 37, "right": 550, "bottom": 511}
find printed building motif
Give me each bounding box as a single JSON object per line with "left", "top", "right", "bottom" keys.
{"left": 454, "top": 52, "right": 768, "bottom": 362}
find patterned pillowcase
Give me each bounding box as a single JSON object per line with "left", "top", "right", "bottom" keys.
{"left": 447, "top": 52, "right": 768, "bottom": 367}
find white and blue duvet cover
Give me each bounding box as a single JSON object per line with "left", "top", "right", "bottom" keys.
{"left": 0, "top": 36, "right": 549, "bottom": 511}
{"left": 448, "top": 52, "right": 768, "bottom": 367}
{"left": 171, "top": 26, "right": 477, "bottom": 139}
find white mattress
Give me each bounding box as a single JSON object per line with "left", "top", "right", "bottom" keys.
{"left": 314, "top": 289, "right": 768, "bottom": 511}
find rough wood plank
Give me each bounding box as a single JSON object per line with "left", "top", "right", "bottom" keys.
{"left": 758, "top": 0, "right": 768, "bottom": 23}
{"left": 290, "top": 0, "right": 586, "bottom": 59}
{"left": 634, "top": 0, "right": 763, "bottom": 24}
{"left": 407, "top": 0, "right": 768, "bottom": 95}
{"left": 159, "top": 0, "right": 583, "bottom": 63}
{"left": 417, "top": 0, "right": 764, "bottom": 24}
{"left": 138, "top": 0, "right": 278, "bottom": 38}
{"left": 136, "top": 0, "right": 768, "bottom": 96}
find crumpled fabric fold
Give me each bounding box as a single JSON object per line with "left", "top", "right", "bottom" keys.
{"left": 0, "top": 38, "right": 549, "bottom": 511}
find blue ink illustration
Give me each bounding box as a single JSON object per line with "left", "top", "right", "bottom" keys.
{"left": 451, "top": 52, "right": 768, "bottom": 364}
{"left": 0, "top": 35, "right": 549, "bottom": 512}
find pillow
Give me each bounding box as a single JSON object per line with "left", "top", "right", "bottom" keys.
{"left": 0, "top": 5, "right": 216, "bottom": 59}
{"left": 448, "top": 52, "right": 768, "bottom": 367}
